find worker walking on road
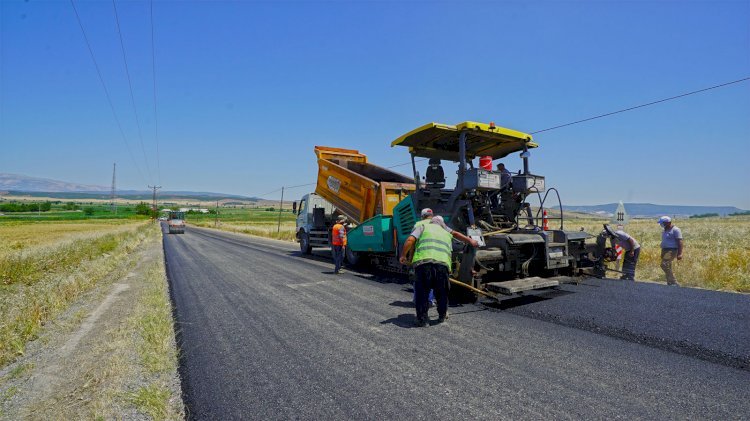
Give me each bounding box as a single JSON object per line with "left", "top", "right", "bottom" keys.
{"left": 658, "top": 216, "right": 684, "bottom": 286}
{"left": 604, "top": 225, "right": 640, "bottom": 280}
{"left": 400, "top": 208, "right": 478, "bottom": 327}
{"left": 331, "top": 215, "right": 347, "bottom": 274}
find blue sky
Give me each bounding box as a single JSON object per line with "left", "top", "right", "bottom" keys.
{"left": 1, "top": 0, "right": 749, "bottom": 208}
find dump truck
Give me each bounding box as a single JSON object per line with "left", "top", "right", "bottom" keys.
{"left": 295, "top": 147, "right": 415, "bottom": 262}
{"left": 313, "top": 146, "right": 416, "bottom": 223}
{"left": 297, "top": 122, "right": 600, "bottom": 299}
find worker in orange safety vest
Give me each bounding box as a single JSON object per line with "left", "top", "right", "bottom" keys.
{"left": 331, "top": 215, "right": 348, "bottom": 274}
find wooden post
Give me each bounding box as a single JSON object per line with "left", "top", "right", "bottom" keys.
{"left": 277, "top": 186, "right": 285, "bottom": 234}
{"left": 215, "top": 199, "right": 219, "bottom": 227}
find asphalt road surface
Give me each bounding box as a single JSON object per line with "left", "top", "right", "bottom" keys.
{"left": 164, "top": 226, "right": 750, "bottom": 420}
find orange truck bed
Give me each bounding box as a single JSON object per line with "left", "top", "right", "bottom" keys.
{"left": 314, "top": 146, "right": 415, "bottom": 224}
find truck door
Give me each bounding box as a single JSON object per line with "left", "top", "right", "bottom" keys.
{"left": 296, "top": 197, "right": 308, "bottom": 231}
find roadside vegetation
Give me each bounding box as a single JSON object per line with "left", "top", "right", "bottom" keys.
{"left": 189, "top": 206, "right": 297, "bottom": 241}
{"left": 0, "top": 220, "right": 148, "bottom": 366}
{"left": 0, "top": 200, "right": 153, "bottom": 221}
{"left": 0, "top": 221, "right": 182, "bottom": 419}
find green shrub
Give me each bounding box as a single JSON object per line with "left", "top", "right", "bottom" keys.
{"left": 135, "top": 202, "right": 152, "bottom": 215}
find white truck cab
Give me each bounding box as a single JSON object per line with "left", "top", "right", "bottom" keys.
{"left": 295, "top": 193, "right": 336, "bottom": 254}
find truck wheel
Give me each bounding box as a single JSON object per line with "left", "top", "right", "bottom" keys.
{"left": 345, "top": 247, "right": 359, "bottom": 267}
{"left": 300, "top": 232, "right": 312, "bottom": 254}
{"left": 345, "top": 248, "right": 368, "bottom": 268}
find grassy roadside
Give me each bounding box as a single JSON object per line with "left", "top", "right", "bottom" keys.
{"left": 188, "top": 207, "right": 297, "bottom": 241}
{"left": 126, "top": 251, "right": 183, "bottom": 420}
{"left": 0, "top": 223, "right": 183, "bottom": 419}
{"left": 0, "top": 222, "right": 149, "bottom": 367}
{"left": 190, "top": 219, "right": 297, "bottom": 241}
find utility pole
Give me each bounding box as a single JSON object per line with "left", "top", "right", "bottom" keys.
{"left": 215, "top": 199, "right": 220, "bottom": 227}
{"left": 277, "top": 186, "right": 284, "bottom": 234}
{"left": 110, "top": 163, "right": 117, "bottom": 215}
{"left": 148, "top": 185, "right": 161, "bottom": 220}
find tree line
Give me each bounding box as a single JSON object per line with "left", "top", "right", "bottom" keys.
{"left": 0, "top": 202, "right": 52, "bottom": 212}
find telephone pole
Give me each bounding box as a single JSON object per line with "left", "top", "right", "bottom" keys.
{"left": 110, "top": 163, "right": 117, "bottom": 214}
{"left": 148, "top": 185, "right": 161, "bottom": 219}
{"left": 215, "top": 199, "right": 220, "bottom": 227}
{"left": 277, "top": 186, "right": 285, "bottom": 234}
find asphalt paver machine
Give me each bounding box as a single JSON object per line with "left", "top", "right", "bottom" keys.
{"left": 390, "top": 121, "right": 597, "bottom": 296}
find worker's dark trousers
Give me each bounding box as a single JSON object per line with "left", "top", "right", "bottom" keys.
{"left": 414, "top": 263, "right": 449, "bottom": 322}
{"left": 621, "top": 247, "right": 640, "bottom": 280}
{"left": 332, "top": 245, "right": 344, "bottom": 273}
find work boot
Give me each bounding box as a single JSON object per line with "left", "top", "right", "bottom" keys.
{"left": 415, "top": 319, "right": 428, "bottom": 328}
{"left": 437, "top": 313, "right": 449, "bottom": 324}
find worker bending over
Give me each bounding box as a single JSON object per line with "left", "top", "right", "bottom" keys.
{"left": 400, "top": 208, "right": 478, "bottom": 327}
{"left": 604, "top": 225, "right": 641, "bottom": 281}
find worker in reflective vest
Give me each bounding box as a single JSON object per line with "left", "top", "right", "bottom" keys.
{"left": 400, "top": 209, "right": 478, "bottom": 327}
{"left": 331, "top": 215, "right": 348, "bottom": 274}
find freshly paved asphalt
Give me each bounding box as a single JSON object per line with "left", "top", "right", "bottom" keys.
{"left": 163, "top": 226, "right": 750, "bottom": 420}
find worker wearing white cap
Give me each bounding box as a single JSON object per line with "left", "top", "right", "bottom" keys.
{"left": 331, "top": 215, "right": 348, "bottom": 274}
{"left": 658, "top": 216, "right": 684, "bottom": 286}
{"left": 400, "top": 208, "right": 478, "bottom": 327}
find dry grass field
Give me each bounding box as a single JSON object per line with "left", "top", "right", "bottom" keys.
{"left": 566, "top": 215, "right": 750, "bottom": 293}
{"left": 0, "top": 220, "right": 137, "bottom": 253}
{"left": 0, "top": 222, "right": 182, "bottom": 419}
{"left": 0, "top": 220, "right": 147, "bottom": 366}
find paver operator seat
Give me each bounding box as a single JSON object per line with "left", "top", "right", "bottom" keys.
{"left": 425, "top": 158, "right": 446, "bottom": 189}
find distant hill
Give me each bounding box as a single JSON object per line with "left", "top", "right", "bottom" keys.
{"left": 0, "top": 173, "right": 108, "bottom": 193}
{"left": 563, "top": 203, "right": 747, "bottom": 217}
{"left": 0, "top": 173, "right": 257, "bottom": 201}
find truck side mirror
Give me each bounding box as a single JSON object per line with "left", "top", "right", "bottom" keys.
{"left": 292, "top": 201, "right": 298, "bottom": 214}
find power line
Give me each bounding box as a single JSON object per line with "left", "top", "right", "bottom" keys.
{"left": 250, "top": 187, "right": 284, "bottom": 199}
{"left": 112, "top": 0, "right": 152, "bottom": 182}
{"left": 285, "top": 182, "right": 316, "bottom": 190}
{"left": 150, "top": 0, "right": 161, "bottom": 185}
{"left": 387, "top": 158, "right": 425, "bottom": 169}
{"left": 248, "top": 182, "right": 315, "bottom": 200}
{"left": 530, "top": 77, "right": 750, "bottom": 134}
{"left": 258, "top": 78, "right": 750, "bottom": 197}
{"left": 386, "top": 78, "right": 750, "bottom": 168}
{"left": 69, "top": 0, "right": 145, "bottom": 184}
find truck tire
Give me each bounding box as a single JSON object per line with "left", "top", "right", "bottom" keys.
{"left": 345, "top": 247, "right": 361, "bottom": 267}
{"left": 300, "top": 231, "right": 312, "bottom": 254}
